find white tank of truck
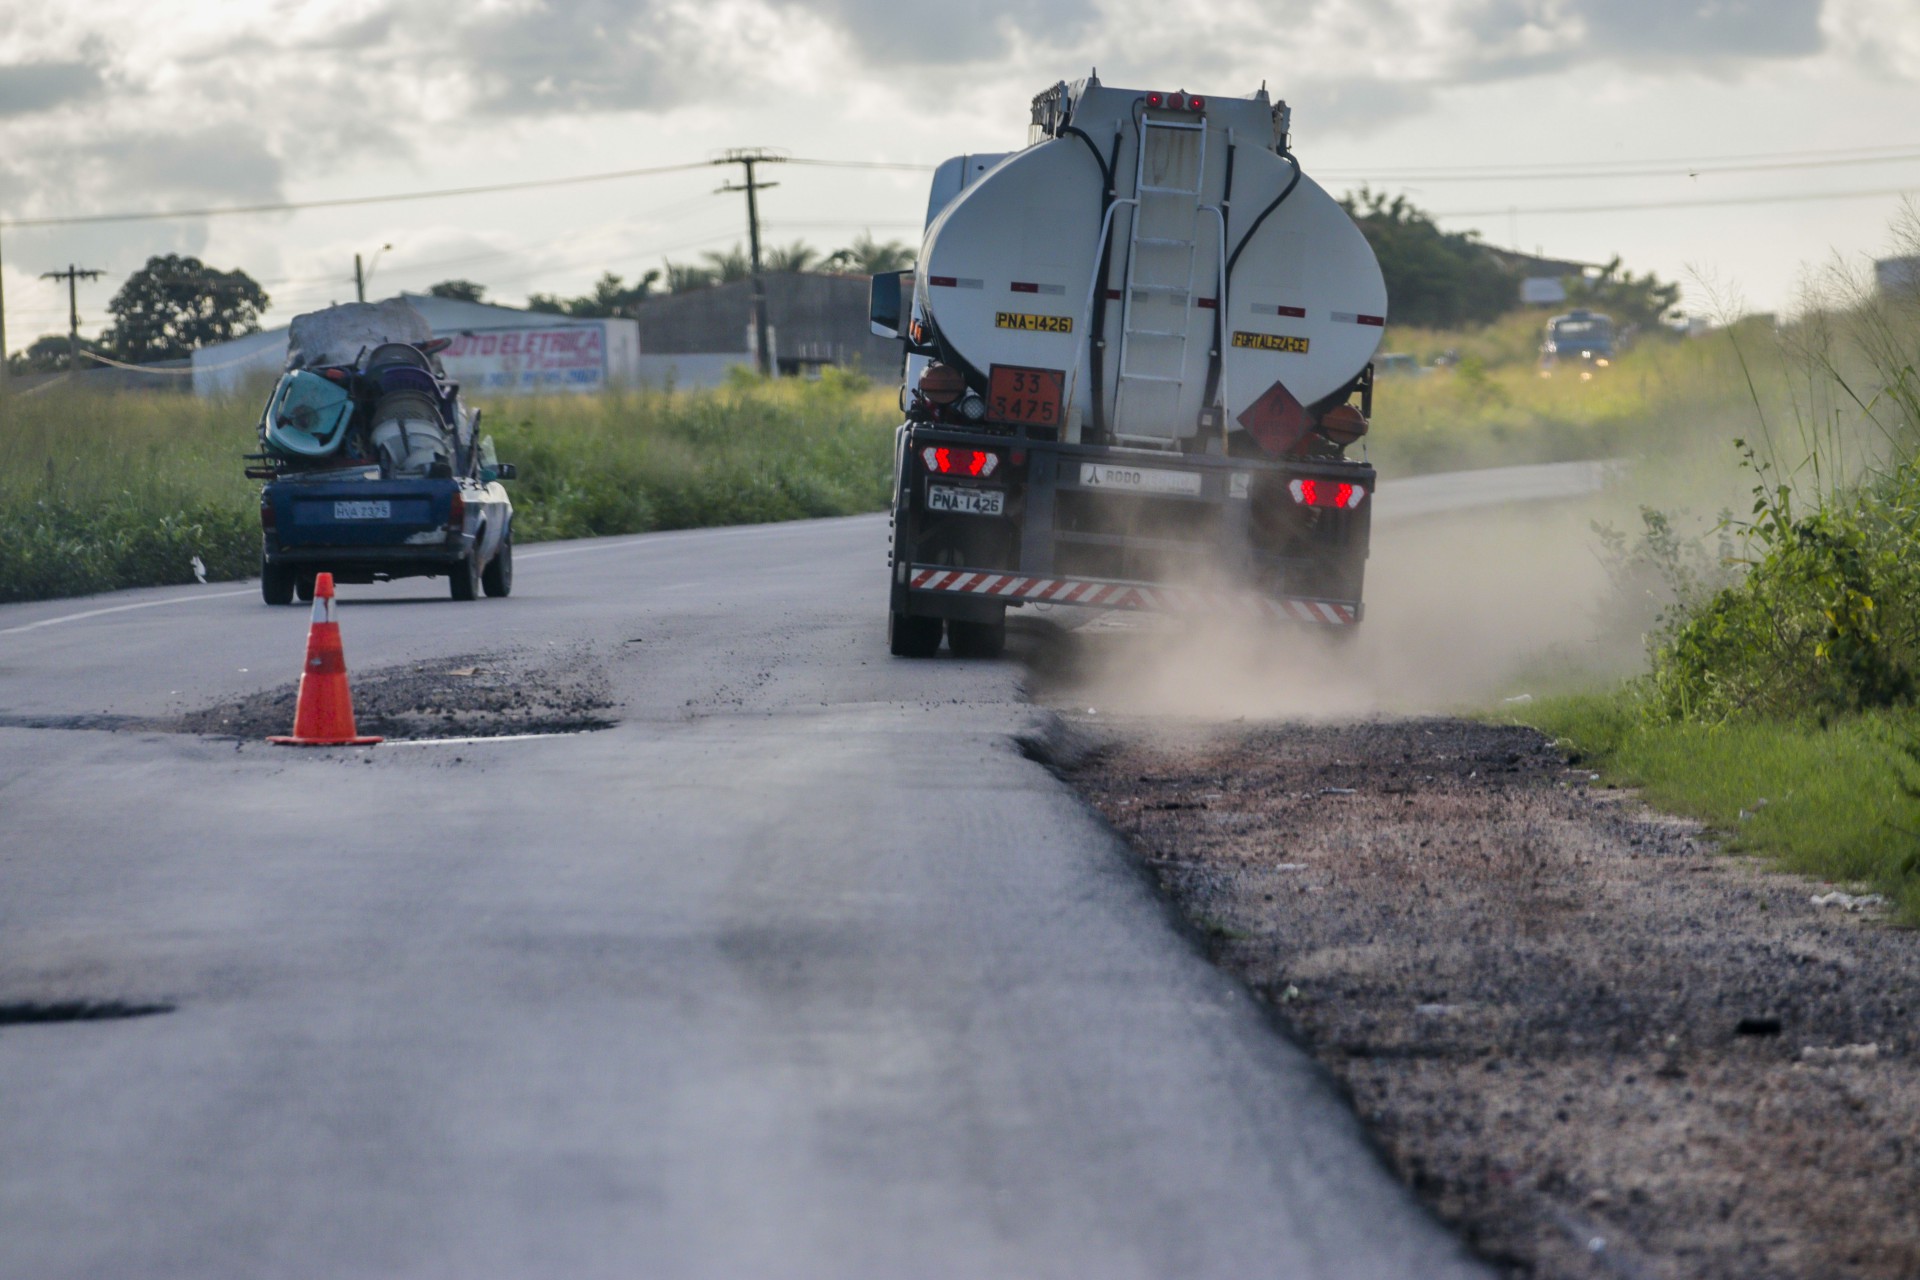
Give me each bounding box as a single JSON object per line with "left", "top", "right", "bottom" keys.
{"left": 909, "top": 75, "right": 1386, "bottom": 452}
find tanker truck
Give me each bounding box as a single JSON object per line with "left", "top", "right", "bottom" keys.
{"left": 871, "top": 75, "right": 1387, "bottom": 658}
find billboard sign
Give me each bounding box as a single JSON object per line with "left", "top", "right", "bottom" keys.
{"left": 438, "top": 326, "right": 607, "bottom": 393}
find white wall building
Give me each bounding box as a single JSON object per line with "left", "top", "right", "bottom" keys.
{"left": 192, "top": 293, "right": 640, "bottom": 397}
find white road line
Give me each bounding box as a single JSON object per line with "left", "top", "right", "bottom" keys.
{"left": 377, "top": 731, "right": 592, "bottom": 747}
{"left": 0, "top": 589, "right": 254, "bottom": 636}
{"left": 518, "top": 517, "right": 869, "bottom": 562}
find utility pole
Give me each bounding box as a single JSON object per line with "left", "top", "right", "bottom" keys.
{"left": 715, "top": 148, "right": 786, "bottom": 377}
{"left": 41, "top": 264, "right": 106, "bottom": 373}
{"left": 354, "top": 243, "right": 393, "bottom": 304}
{"left": 0, "top": 223, "right": 10, "bottom": 398}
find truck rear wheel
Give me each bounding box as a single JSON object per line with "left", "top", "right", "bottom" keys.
{"left": 947, "top": 616, "right": 1005, "bottom": 660}
{"left": 296, "top": 574, "right": 316, "bottom": 603}
{"left": 482, "top": 532, "right": 513, "bottom": 598}
{"left": 888, "top": 609, "right": 943, "bottom": 658}
{"left": 449, "top": 551, "right": 480, "bottom": 602}
{"left": 261, "top": 559, "right": 295, "bottom": 606}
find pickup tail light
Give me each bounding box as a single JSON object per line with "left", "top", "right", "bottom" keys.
{"left": 448, "top": 491, "right": 466, "bottom": 528}
{"left": 922, "top": 446, "right": 1000, "bottom": 478}
{"left": 1289, "top": 477, "right": 1366, "bottom": 510}
{"left": 259, "top": 498, "right": 276, "bottom": 530}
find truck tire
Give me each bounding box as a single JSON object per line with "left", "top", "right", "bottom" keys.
{"left": 296, "top": 574, "right": 316, "bottom": 603}
{"left": 449, "top": 550, "right": 480, "bottom": 601}
{"left": 888, "top": 609, "right": 943, "bottom": 658}
{"left": 261, "top": 558, "right": 296, "bottom": 606}
{"left": 947, "top": 617, "right": 1005, "bottom": 660}
{"left": 481, "top": 532, "right": 513, "bottom": 598}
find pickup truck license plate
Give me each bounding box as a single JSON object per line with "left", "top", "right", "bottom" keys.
{"left": 927, "top": 485, "right": 1005, "bottom": 516}
{"left": 333, "top": 500, "right": 392, "bottom": 520}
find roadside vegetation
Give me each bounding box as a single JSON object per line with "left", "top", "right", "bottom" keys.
{"left": 1515, "top": 212, "right": 1920, "bottom": 922}
{"left": 0, "top": 369, "right": 896, "bottom": 604}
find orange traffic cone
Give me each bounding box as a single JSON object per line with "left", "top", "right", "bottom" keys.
{"left": 269, "top": 573, "right": 382, "bottom": 746}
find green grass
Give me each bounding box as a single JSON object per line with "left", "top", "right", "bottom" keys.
{"left": 1368, "top": 318, "right": 1762, "bottom": 477}
{"left": 1522, "top": 692, "right": 1920, "bottom": 923}
{"left": 0, "top": 368, "right": 897, "bottom": 603}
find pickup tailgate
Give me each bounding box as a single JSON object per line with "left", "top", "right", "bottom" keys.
{"left": 269, "top": 479, "right": 458, "bottom": 548}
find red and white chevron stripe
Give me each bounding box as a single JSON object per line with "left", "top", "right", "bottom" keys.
{"left": 907, "top": 566, "right": 1358, "bottom": 624}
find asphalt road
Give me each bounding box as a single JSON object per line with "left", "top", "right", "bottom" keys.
{"left": 0, "top": 466, "right": 1599, "bottom": 1278}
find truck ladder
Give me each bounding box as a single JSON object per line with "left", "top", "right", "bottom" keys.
{"left": 1112, "top": 116, "right": 1208, "bottom": 448}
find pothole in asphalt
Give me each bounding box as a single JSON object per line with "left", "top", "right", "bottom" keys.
{"left": 0, "top": 649, "right": 618, "bottom": 741}
{"left": 0, "top": 1000, "right": 175, "bottom": 1025}
{"left": 181, "top": 649, "right": 617, "bottom": 741}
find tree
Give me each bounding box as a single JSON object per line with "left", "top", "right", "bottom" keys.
{"left": 700, "top": 244, "right": 752, "bottom": 284}
{"left": 6, "top": 333, "right": 101, "bottom": 375}
{"left": 102, "top": 254, "right": 269, "bottom": 363}
{"left": 428, "top": 279, "right": 487, "bottom": 303}
{"left": 764, "top": 240, "right": 820, "bottom": 273}
{"left": 824, "top": 231, "right": 916, "bottom": 275}
{"left": 1574, "top": 257, "right": 1682, "bottom": 330}
{"left": 1341, "top": 190, "right": 1516, "bottom": 329}
{"left": 663, "top": 260, "right": 718, "bottom": 294}
{"left": 526, "top": 269, "right": 660, "bottom": 317}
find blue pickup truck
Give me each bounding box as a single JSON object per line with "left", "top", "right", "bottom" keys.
{"left": 250, "top": 311, "right": 517, "bottom": 605}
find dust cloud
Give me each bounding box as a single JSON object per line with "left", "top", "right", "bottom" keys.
{"left": 1021, "top": 499, "right": 1650, "bottom": 720}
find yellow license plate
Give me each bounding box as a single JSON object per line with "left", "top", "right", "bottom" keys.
{"left": 996, "top": 312, "right": 1074, "bottom": 333}
{"left": 1232, "top": 331, "right": 1310, "bottom": 354}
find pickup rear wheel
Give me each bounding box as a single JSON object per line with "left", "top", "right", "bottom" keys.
{"left": 481, "top": 531, "right": 513, "bottom": 598}
{"left": 449, "top": 550, "right": 480, "bottom": 601}
{"left": 296, "top": 574, "right": 316, "bottom": 603}
{"left": 261, "top": 559, "right": 296, "bottom": 606}
{"left": 888, "top": 609, "right": 943, "bottom": 658}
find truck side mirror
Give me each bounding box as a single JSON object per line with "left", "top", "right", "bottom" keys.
{"left": 494, "top": 463, "right": 517, "bottom": 481}
{"left": 870, "top": 270, "right": 912, "bottom": 338}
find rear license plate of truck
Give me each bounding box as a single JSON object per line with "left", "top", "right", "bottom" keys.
{"left": 333, "top": 500, "right": 392, "bottom": 520}
{"left": 927, "top": 485, "right": 1005, "bottom": 516}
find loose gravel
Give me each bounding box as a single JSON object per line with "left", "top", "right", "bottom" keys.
{"left": 1067, "top": 715, "right": 1920, "bottom": 1280}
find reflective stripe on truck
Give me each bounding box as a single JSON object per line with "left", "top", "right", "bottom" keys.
{"left": 908, "top": 566, "right": 1359, "bottom": 625}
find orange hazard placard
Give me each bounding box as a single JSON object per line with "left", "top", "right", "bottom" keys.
{"left": 988, "top": 365, "right": 1064, "bottom": 427}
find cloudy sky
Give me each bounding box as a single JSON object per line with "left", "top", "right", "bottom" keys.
{"left": 2, "top": 0, "right": 1916, "bottom": 349}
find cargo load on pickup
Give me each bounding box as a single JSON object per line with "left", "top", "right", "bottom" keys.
{"left": 249, "top": 301, "right": 516, "bottom": 605}
{"left": 872, "top": 75, "right": 1387, "bottom": 658}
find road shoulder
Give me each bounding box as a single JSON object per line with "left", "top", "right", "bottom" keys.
{"left": 1065, "top": 715, "right": 1920, "bottom": 1280}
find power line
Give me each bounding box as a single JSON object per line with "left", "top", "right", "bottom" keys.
{"left": 1435, "top": 183, "right": 1920, "bottom": 218}
{"left": 0, "top": 160, "right": 714, "bottom": 229}
{"left": 786, "top": 158, "right": 936, "bottom": 172}
{"left": 1314, "top": 140, "right": 1920, "bottom": 179}
{"left": 1318, "top": 150, "right": 1920, "bottom": 185}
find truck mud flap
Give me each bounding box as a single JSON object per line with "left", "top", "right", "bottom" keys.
{"left": 908, "top": 565, "right": 1360, "bottom": 625}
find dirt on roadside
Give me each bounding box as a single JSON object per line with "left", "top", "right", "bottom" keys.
{"left": 1065, "top": 715, "right": 1920, "bottom": 1280}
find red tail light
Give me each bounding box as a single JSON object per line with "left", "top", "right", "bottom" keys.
{"left": 259, "top": 498, "right": 276, "bottom": 530}
{"left": 922, "top": 446, "right": 1000, "bottom": 478}
{"left": 1146, "top": 91, "right": 1204, "bottom": 113}
{"left": 1288, "top": 478, "right": 1366, "bottom": 509}
{"left": 448, "top": 492, "right": 466, "bottom": 527}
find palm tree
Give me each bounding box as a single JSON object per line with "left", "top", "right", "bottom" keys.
{"left": 764, "top": 240, "right": 821, "bottom": 273}
{"left": 664, "top": 261, "right": 719, "bottom": 293}
{"left": 700, "top": 244, "right": 752, "bottom": 283}
{"left": 824, "top": 231, "right": 916, "bottom": 275}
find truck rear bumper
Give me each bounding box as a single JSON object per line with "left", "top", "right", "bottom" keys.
{"left": 907, "top": 564, "right": 1360, "bottom": 625}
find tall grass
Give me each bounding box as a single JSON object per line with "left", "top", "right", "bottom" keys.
{"left": 1368, "top": 313, "right": 1766, "bottom": 477}
{"left": 1514, "top": 211, "right": 1920, "bottom": 921}
{"left": 0, "top": 369, "right": 897, "bottom": 604}
{"left": 482, "top": 367, "right": 895, "bottom": 541}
